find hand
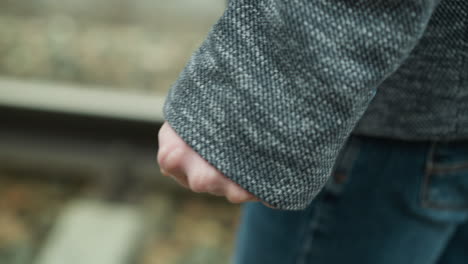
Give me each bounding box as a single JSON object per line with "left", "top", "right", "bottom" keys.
{"left": 157, "top": 122, "right": 259, "bottom": 204}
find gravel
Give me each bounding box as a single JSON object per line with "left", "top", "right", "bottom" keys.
{"left": 0, "top": 0, "right": 223, "bottom": 95}
{"left": 0, "top": 174, "right": 241, "bottom": 264}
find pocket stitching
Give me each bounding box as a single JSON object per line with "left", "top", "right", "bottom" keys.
{"left": 421, "top": 142, "right": 468, "bottom": 210}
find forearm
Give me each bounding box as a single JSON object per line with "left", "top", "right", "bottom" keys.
{"left": 164, "top": 0, "right": 438, "bottom": 209}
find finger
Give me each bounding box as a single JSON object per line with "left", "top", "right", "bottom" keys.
{"left": 158, "top": 146, "right": 192, "bottom": 190}
{"left": 224, "top": 181, "right": 258, "bottom": 204}
{"left": 184, "top": 150, "right": 223, "bottom": 194}
{"left": 205, "top": 168, "right": 258, "bottom": 203}
{"left": 261, "top": 202, "right": 276, "bottom": 209}
{"left": 160, "top": 167, "right": 189, "bottom": 188}
{"left": 187, "top": 169, "right": 223, "bottom": 194}
{"left": 169, "top": 173, "right": 190, "bottom": 189}
{"left": 158, "top": 122, "right": 189, "bottom": 149}
{"left": 186, "top": 154, "right": 258, "bottom": 202}
{"left": 158, "top": 147, "right": 186, "bottom": 176}
{"left": 157, "top": 122, "right": 187, "bottom": 167}
{"left": 158, "top": 122, "right": 260, "bottom": 202}
{"left": 157, "top": 122, "right": 173, "bottom": 143}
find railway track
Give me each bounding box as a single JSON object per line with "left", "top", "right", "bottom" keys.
{"left": 0, "top": 78, "right": 239, "bottom": 264}
{"left": 0, "top": 78, "right": 165, "bottom": 186}
{"left": 0, "top": 1, "right": 236, "bottom": 263}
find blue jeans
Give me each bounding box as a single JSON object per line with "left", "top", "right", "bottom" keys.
{"left": 234, "top": 136, "right": 468, "bottom": 264}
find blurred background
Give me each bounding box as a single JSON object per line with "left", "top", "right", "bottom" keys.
{"left": 0, "top": 1, "right": 242, "bottom": 264}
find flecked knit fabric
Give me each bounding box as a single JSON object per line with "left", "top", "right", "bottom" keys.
{"left": 355, "top": 0, "right": 468, "bottom": 140}
{"left": 164, "top": 0, "right": 467, "bottom": 210}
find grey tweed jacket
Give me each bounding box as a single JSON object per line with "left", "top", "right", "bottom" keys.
{"left": 164, "top": 0, "right": 468, "bottom": 210}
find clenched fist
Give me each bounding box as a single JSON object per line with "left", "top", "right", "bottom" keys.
{"left": 157, "top": 122, "right": 259, "bottom": 204}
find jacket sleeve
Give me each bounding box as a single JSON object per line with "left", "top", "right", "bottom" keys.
{"left": 163, "top": 0, "right": 438, "bottom": 210}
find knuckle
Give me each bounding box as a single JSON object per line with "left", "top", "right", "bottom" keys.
{"left": 157, "top": 147, "right": 169, "bottom": 166}
{"left": 189, "top": 171, "right": 220, "bottom": 193}
{"left": 158, "top": 147, "right": 184, "bottom": 172}
{"left": 203, "top": 172, "right": 222, "bottom": 194}
{"left": 189, "top": 175, "right": 206, "bottom": 193}
{"left": 227, "top": 192, "right": 246, "bottom": 204}
{"left": 227, "top": 196, "right": 242, "bottom": 204}
{"left": 203, "top": 171, "right": 219, "bottom": 187}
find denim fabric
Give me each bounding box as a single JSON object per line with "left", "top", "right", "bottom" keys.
{"left": 233, "top": 136, "right": 468, "bottom": 264}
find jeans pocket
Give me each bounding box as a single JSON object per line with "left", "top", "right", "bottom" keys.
{"left": 422, "top": 142, "right": 468, "bottom": 210}
{"left": 324, "top": 136, "right": 361, "bottom": 195}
